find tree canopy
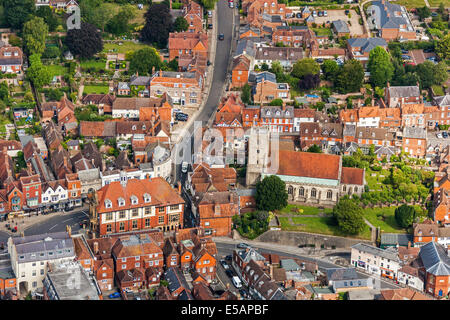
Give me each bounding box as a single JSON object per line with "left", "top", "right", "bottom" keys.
{"left": 128, "top": 47, "right": 162, "bottom": 76}
{"left": 174, "top": 16, "right": 189, "bottom": 32}
{"left": 26, "top": 54, "right": 51, "bottom": 89}
{"left": 321, "top": 59, "right": 339, "bottom": 81}
{"left": 416, "top": 60, "right": 447, "bottom": 89}
{"left": 291, "top": 58, "right": 320, "bottom": 79}
{"left": 35, "top": 6, "right": 58, "bottom": 32}
{"left": 141, "top": 3, "right": 173, "bottom": 48}
{"left": 306, "top": 144, "right": 322, "bottom": 153}
{"left": 332, "top": 199, "right": 366, "bottom": 235}
{"left": 3, "top": 0, "right": 34, "bottom": 29}
{"left": 106, "top": 4, "right": 136, "bottom": 35}
{"left": 334, "top": 59, "right": 364, "bottom": 93}
{"left": 256, "top": 175, "right": 288, "bottom": 212}
{"left": 65, "top": 22, "right": 103, "bottom": 59}
{"left": 436, "top": 34, "right": 450, "bottom": 60}
{"left": 394, "top": 204, "right": 416, "bottom": 228}
{"left": 22, "top": 17, "right": 48, "bottom": 56}
{"left": 368, "top": 46, "right": 394, "bottom": 88}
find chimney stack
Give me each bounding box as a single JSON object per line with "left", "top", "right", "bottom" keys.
{"left": 178, "top": 182, "right": 182, "bottom": 194}
{"left": 93, "top": 241, "right": 99, "bottom": 254}
{"left": 407, "top": 241, "right": 411, "bottom": 249}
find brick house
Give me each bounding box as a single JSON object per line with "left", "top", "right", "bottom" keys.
{"left": 385, "top": 84, "right": 421, "bottom": 108}
{"left": 91, "top": 177, "right": 185, "bottom": 236}
{"left": 231, "top": 55, "right": 251, "bottom": 88}
{"left": 272, "top": 25, "right": 315, "bottom": 48}
{"left": 418, "top": 242, "right": 450, "bottom": 298}
{"left": 163, "top": 238, "right": 180, "bottom": 268}
{"left": 347, "top": 38, "right": 388, "bottom": 66}
{"left": 401, "top": 103, "right": 426, "bottom": 128}
{"left": 65, "top": 173, "right": 82, "bottom": 207}
{"left": 432, "top": 188, "right": 450, "bottom": 226}
{"left": 82, "top": 94, "right": 116, "bottom": 115}
{"left": 253, "top": 72, "right": 289, "bottom": 104}
{"left": 182, "top": 0, "right": 203, "bottom": 33}
{"left": 259, "top": 105, "right": 294, "bottom": 133}
{"left": 149, "top": 70, "right": 203, "bottom": 108}
{"left": 116, "top": 268, "right": 146, "bottom": 292}
{"left": 73, "top": 236, "right": 94, "bottom": 272}
{"left": 0, "top": 45, "right": 23, "bottom": 73}
{"left": 19, "top": 175, "right": 41, "bottom": 210}
{"left": 368, "top": 0, "right": 416, "bottom": 41}
{"left": 112, "top": 234, "right": 164, "bottom": 272}
{"left": 168, "top": 32, "right": 208, "bottom": 62}
{"left": 196, "top": 192, "right": 239, "bottom": 237}
{"left": 379, "top": 107, "right": 402, "bottom": 129}
{"left": 87, "top": 238, "right": 116, "bottom": 292}
{"left": 402, "top": 127, "right": 427, "bottom": 158}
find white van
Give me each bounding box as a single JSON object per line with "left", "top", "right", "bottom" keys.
{"left": 232, "top": 276, "right": 242, "bottom": 288}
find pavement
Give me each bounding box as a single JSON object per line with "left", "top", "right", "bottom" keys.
{"left": 0, "top": 206, "right": 89, "bottom": 244}
{"left": 213, "top": 237, "right": 402, "bottom": 290}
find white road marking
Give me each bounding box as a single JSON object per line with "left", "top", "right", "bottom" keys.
{"left": 48, "top": 224, "right": 58, "bottom": 230}
{"left": 62, "top": 218, "right": 73, "bottom": 223}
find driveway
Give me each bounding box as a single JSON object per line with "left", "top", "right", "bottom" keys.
{"left": 313, "top": 9, "right": 364, "bottom": 36}
{"left": 410, "top": 49, "right": 437, "bottom": 65}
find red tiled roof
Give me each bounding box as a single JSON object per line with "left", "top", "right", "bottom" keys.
{"left": 277, "top": 150, "right": 340, "bottom": 180}
{"left": 341, "top": 167, "right": 364, "bottom": 185}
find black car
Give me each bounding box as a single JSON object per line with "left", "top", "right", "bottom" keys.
{"left": 239, "top": 289, "right": 248, "bottom": 298}
{"left": 443, "top": 131, "right": 449, "bottom": 138}
{"left": 345, "top": 9, "right": 349, "bottom": 15}
{"left": 176, "top": 112, "right": 188, "bottom": 121}
{"left": 236, "top": 242, "right": 251, "bottom": 249}
{"left": 225, "top": 270, "right": 234, "bottom": 278}
{"left": 218, "top": 33, "right": 224, "bottom": 40}
{"left": 208, "top": 23, "right": 213, "bottom": 29}
{"left": 225, "top": 254, "right": 232, "bottom": 261}
{"left": 315, "top": 58, "right": 324, "bottom": 63}
{"left": 423, "top": 48, "right": 434, "bottom": 53}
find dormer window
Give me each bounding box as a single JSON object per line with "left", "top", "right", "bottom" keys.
{"left": 276, "top": 111, "right": 280, "bottom": 116}
{"left": 105, "top": 199, "right": 112, "bottom": 208}
{"left": 144, "top": 193, "right": 151, "bottom": 203}
{"left": 118, "top": 197, "right": 125, "bottom": 206}
{"left": 286, "top": 111, "right": 289, "bottom": 116}
{"left": 131, "top": 195, "right": 138, "bottom": 205}
{"left": 266, "top": 111, "right": 270, "bottom": 116}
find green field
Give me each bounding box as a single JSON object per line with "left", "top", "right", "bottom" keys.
{"left": 102, "top": 41, "right": 153, "bottom": 55}
{"left": 392, "top": 0, "right": 426, "bottom": 8}
{"left": 83, "top": 85, "right": 110, "bottom": 94}
{"left": 80, "top": 59, "right": 106, "bottom": 70}
{"left": 278, "top": 216, "right": 371, "bottom": 240}
{"left": 427, "top": 0, "right": 449, "bottom": 7}
{"left": 363, "top": 205, "right": 423, "bottom": 233}
{"left": 278, "top": 204, "right": 333, "bottom": 215}
{"left": 46, "top": 64, "right": 67, "bottom": 77}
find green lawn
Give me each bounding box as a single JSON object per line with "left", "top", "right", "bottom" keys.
{"left": 312, "top": 28, "right": 332, "bottom": 37}
{"left": 279, "top": 216, "right": 371, "bottom": 240}
{"left": 46, "top": 64, "right": 67, "bottom": 77}
{"left": 80, "top": 59, "right": 106, "bottom": 70}
{"left": 83, "top": 85, "right": 110, "bottom": 94}
{"left": 363, "top": 207, "right": 406, "bottom": 233}
{"left": 427, "top": 0, "right": 449, "bottom": 7}
{"left": 392, "top": 0, "right": 426, "bottom": 8}
{"left": 278, "top": 204, "right": 332, "bottom": 215}
{"left": 365, "top": 168, "right": 390, "bottom": 192}
{"left": 102, "top": 41, "right": 153, "bottom": 55}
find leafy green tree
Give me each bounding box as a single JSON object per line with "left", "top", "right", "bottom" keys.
{"left": 394, "top": 204, "right": 416, "bottom": 228}
{"left": 65, "top": 22, "right": 103, "bottom": 59}
{"left": 306, "top": 144, "right": 322, "bottom": 153}
{"left": 129, "top": 47, "right": 162, "bottom": 75}
{"left": 42, "top": 46, "right": 61, "bottom": 59}
{"left": 174, "top": 16, "right": 189, "bottom": 32}
{"left": 332, "top": 199, "right": 365, "bottom": 235}
{"left": 268, "top": 98, "right": 283, "bottom": 106}
{"left": 436, "top": 34, "right": 450, "bottom": 60}
{"left": 35, "top": 5, "right": 58, "bottom": 32}
{"left": 321, "top": 59, "right": 339, "bottom": 81}
{"left": 3, "top": 0, "right": 34, "bottom": 29}
{"left": 334, "top": 59, "right": 364, "bottom": 93}
{"left": 106, "top": 4, "right": 136, "bottom": 35}
{"left": 0, "top": 82, "right": 9, "bottom": 102}
{"left": 241, "top": 83, "right": 252, "bottom": 105}
{"left": 198, "top": 0, "right": 218, "bottom": 9}
{"left": 368, "top": 46, "right": 394, "bottom": 88}
{"left": 416, "top": 6, "right": 431, "bottom": 21}
{"left": 256, "top": 175, "right": 288, "bottom": 212}
{"left": 26, "top": 54, "right": 51, "bottom": 88}
{"left": 22, "top": 17, "right": 48, "bottom": 56}
{"left": 141, "top": 3, "right": 173, "bottom": 48}
{"left": 270, "top": 60, "right": 283, "bottom": 78}
{"left": 291, "top": 58, "right": 320, "bottom": 79}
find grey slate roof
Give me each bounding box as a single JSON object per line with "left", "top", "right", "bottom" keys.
{"left": 403, "top": 126, "right": 427, "bottom": 139}
{"left": 434, "top": 95, "right": 450, "bottom": 107}
{"left": 129, "top": 75, "right": 151, "bottom": 86}
{"left": 347, "top": 37, "right": 388, "bottom": 53}
{"left": 326, "top": 267, "right": 359, "bottom": 281}
{"left": 351, "top": 243, "right": 400, "bottom": 262}
{"left": 332, "top": 20, "right": 350, "bottom": 33}
{"left": 419, "top": 242, "right": 450, "bottom": 276}
{"left": 370, "top": 1, "right": 413, "bottom": 32}
{"left": 387, "top": 85, "right": 420, "bottom": 98}
{"left": 255, "top": 71, "right": 276, "bottom": 84}
{"left": 165, "top": 267, "right": 190, "bottom": 294}
{"left": 380, "top": 233, "right": 413, "bottom": 246}
{"left": 236, "top": 247, "right": 266, "bottom": 264}
{"left": 235, "top": 39, "right": 255, "bottom": 58}
{"left": 280, "top": 259, "right": 301, "bottom": 271}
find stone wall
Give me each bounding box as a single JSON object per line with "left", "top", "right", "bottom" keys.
{"left": 256, "top": 230, "right": 373, "bottom": 249}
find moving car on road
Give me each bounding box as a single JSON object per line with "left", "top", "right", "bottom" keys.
{"left": 218, "top": 33, "right": 224, "bottom": 40}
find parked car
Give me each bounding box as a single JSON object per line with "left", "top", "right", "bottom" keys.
{"left": 437, "top": 132, "right": 443, "bottom": 138}
{"left": 323, "top": 10, "right": 328, "bottom": 16}
{"left": 401, "top": 49, "right": 409, "bottom": 54}
{"left": 181, "top": 161, "right": 188, "bottom": 173}
{"left": 225, "top": 254, "right": 232, "bottom": 261}
{"left": 173, "top": 108, "right": 182, "bottom": 113}
{"left": 239, "top": 288, "right": 248, "bottom": 298}
{"left": 208, "top": 23, "right": 213, "bottom": 29}
{"left": 401, "top": 55, "right": 412, "bottom": 60}
{"left": 312, "top": 10, "right": 317, "bottom": 17}
{"left": 232, "top": 276, "right": 242, "bottom": 288}
{"left": 443, "top": 131, "right": 449, "bottom": 138}
{"left": 315, "top": 58, "right": 324, "bottom": 63}
{"left": 237, "top": 242, "right": 251, "bottom": 249}
{"left": 208, "top": 10, "right": 212, "bottom": 17}
{"left": 225, "top": 269, "right": 234, "bottom": 278}
{"left": 229, "top": 1, "right": 234, "bottom": 8}
{"left": 220, "top": 259, "right": 229, "bottom": 270}
{"left": 318, "top": 11, "right": 323, "bottom": 17}
{"left": 175, "top": 112, "right": 188, "bottom": 121}
{"left": 108, "top": 292, "right": 121, "bottom": 299}
{"left": 345, "top": 9, "right": 349, "bottom": 15}
{"left": 218, "top": 33, "right": 224, "bottom": 40}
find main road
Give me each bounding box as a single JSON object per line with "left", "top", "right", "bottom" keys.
{"left": 173, "top": 0, "right": 236, "bottom": 186}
